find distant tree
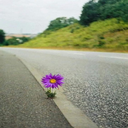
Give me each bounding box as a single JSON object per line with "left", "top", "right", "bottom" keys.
{"left": 100, "top": 0, "right": 128, "bottom": 21}
{"left": 5, "top": 36, "right": 30, "bottom": 46}
{"left": 67, "top": 17, "right": 78, "bottom": 25}
{"left": 7, "top": 37, "right": 19, "bottom": 45}
{"left": 19, "top": 36, "right": 30, "bottom": 44}
{"left": 98, "top": 0, "right": 122, "bottom": 5}
{"left": 0, "top": 29, "right": 5, "bottom": 45}
{"left": 46, "top": 17, "right": 78, "bottom": 31}
{"left": 80, "top": 0, "right": 100, "bottom": 25}
{"left": 117, "top": 1, "right": 128, "bottom": 22}
{"left": 98, "top": 0, "right": 107, "bottom": 5}
{"left": 3, "top": 40, "right": 9, "bottom": 46}
{"left": 80, "top": 0, "right": 128, "bottom": 26}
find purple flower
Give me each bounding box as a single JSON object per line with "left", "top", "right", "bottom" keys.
{"left": 42, "top": 73, "right": 64, "bottom": 89}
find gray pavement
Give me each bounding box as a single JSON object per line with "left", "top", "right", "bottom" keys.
{"left": 1, "top": 48, "right": 128, "bottom": 128}
{"left": 0, "top": 50, "right": 72, "bottom": 128}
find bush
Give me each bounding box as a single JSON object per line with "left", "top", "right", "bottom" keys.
{"left": 98, "top": 40, "right": 105, "bottom": 46}
{"left": 0, "top": 29, "right": 5, "bottom": 45}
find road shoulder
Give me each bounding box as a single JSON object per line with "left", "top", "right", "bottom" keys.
{"left": 20, "top": 57, "right": 98, "bottom": 128}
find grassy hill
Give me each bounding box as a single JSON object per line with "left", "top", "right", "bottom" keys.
{"left": 19, "top": 19, "right": 128, "bottom": 52}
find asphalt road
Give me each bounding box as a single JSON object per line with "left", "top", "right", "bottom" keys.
{"left": 0, "top": 50, "right": 72, "bottom": 128}
{"left": 0, "top": 47, "right": 128, "bottom": 128}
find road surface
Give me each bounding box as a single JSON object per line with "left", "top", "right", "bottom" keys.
{"left": 0, "top": 47, "right": 128, "bottom": 128}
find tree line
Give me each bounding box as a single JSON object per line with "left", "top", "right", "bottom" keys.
{"left": 0, "top": 29, "right": 5, "bottom": 46}
{"left": 0, "top": 30, "right": 30, "bottom": 46}
{"left": 80, "top": 0, "right": 128, "bottom": 25}
{"left": 1, "top": 0, "right": 128, "bottom": 46}
{"left": 46, "top": 17, "right": 78, "bottom": 31}
{"left": 0, "top": 17, "right": 78, "bottom": 46}
{"left": 43, "top": 0, "right": 128, "bottom": 33}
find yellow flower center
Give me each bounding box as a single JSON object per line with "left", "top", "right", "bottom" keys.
{"left": 50, "top": 79, "right": 56, "bottom": 83}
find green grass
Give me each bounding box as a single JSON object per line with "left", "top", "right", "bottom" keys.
{"left": 18, "top": 18, "right": 128, "bottom": 52}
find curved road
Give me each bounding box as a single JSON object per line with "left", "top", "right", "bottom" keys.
{"left": 0, "top": 48, "right": 128, "bottom": 128}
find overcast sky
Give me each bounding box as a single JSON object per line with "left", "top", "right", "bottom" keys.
{"left": 0, "top": 0, "right": 89, "bottom": 34}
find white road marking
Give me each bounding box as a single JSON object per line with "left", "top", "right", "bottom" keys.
{"left": 99, "top": 55, "right": 128, "bottom": 60}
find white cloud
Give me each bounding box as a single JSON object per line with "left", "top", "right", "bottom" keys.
{"left": 0, "top": 0, "right": 89, "bottom": 34}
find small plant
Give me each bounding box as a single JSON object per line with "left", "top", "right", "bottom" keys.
{"left": 70, "top": 29, "right": 74, "bottom": 33}
{"left": 41, "top": 74, "right": 64, "bottom": 98}
{"left": 99, "top": 36, "right": 105, "bottom": 39}
{"left": 45, "top": 89, "right": 56, "bottom": 98}
{"left": 98, "top": 40, "right": 105, "bottom": 46}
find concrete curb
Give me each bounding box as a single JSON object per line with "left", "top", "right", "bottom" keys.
{"left": 20, "top": 58, "right": 98, "bottom": 128}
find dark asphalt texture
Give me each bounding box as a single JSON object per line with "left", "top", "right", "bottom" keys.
{"left": 0, "top": 51, "right": 72, "bottom": 128}
{"left": 0, "top": 48, "right": 128, "bottom": 128}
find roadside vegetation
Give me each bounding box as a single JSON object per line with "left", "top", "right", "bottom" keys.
{"left": 5, "top": 36, "right": 30, "bottom": 46}
{"left": 19, "top": 18, "right": 128, "bottom": 51}
{"left": 0, "top": 30, "right": 30, "bottom": 46}
{"left": 1, "top": 0, "right": 128, "bottom": 52}
{"left": 0, "top": 29, "right": 5, "bottom": 46}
